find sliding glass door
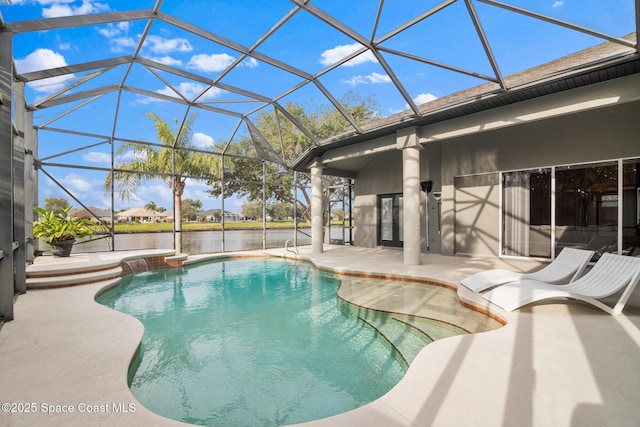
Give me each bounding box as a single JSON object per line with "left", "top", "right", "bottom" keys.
{"left": 502, "top": 158, "right": 640, "bottom": 259}
{"left": 555, "top": 161, "right": 618, "bottom": 256}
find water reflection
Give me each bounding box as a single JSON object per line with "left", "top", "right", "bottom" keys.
{"left": 73, "top": 228, "right": 347, "bottom": 255}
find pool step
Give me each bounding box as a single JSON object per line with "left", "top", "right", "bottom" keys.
{"left": 360, "top": 315, "right": 432, "bottom": 365}
{"left": 399, "top": 316, "right": 469, "bottom": 342}
{"left": 343, "top": 296, "right": 471, "bottom": 366}
{"left": 26, "top": 266, "right": 123, "bottom": 289}
{"left": 25, "top": 250, "right": 180, "bottom": 290}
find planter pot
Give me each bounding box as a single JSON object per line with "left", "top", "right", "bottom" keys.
{"left": 50, "top": 239, "right": 75, "bottom": 257}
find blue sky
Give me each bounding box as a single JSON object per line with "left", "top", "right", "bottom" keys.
{"left": 2, "top": 0, "right": 636, "bottom": 213}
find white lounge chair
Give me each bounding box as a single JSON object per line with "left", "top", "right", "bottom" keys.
{"left": 460, "top": 248, "right": 595, "bottom": 293}
{"left": 482, "top": 253, "right": 640, "bottom": 315}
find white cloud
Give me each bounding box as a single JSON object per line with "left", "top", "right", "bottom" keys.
{"left": 156, "top": 82, "right": 225, "bottom": 101}
{"left": 97, "top": 22, "right": 135, "bottom": 52}
{"left": 132, "top": 97, "right": 153, "bottom": 106}
{"left": 111, "top": 178, "right": 215, "bottom": 210}
{"left": 343, "top": 75, "right": 366, "bottom": 85}
{"left": 98, "top": 22, "right": 130, "bottom": 38}
{"left": 58, "top": 42, "right": 72, "bottom": 50}
{"left": 145, "top": 35, "right": 193, "bottom": 54}
{"left": 41, "top": 0, "right": 110, "bottom": 18}
{"left": 115, "top": 21, "right": 130, "bottom": 32}
{"left": 182, "top": 179, "right": 216, "bottom": 207}
{"left": 60, "top": 173, "right": 93, "bottom": 193}
{"left": 192, "top": 132, "right": 215, "bottom": 149}
{"left": 389, "top": 93, "right": 438, "bottom": 114}
{"left": 343, "top": 72, "right": 391, "bottom": 86}
{"left": 184, "top": 178, "right": 210, "bottom": 191}
{"left": 115, "top": 149, "right": 145, "bottom": 164}
{"left": 40, "top": 170, "right": 113, "bottom": 210}
{"left": 82, "top": 151, "right": 111, "bottom": 164}
{"left": 109, "top": 36, "right": 137, "bottom": 53}
{"left": 366, "top": 72, "right": 391, "bottom": 84}
{"left": 98, "top": 25, "right": 120, "bottom": 38}
{"left": 413, "top": 93, "right": 438, "bottom": 105}
{"left": 134, "top": 183, "right": 174, "bottom": 207}
{"left": 15, "top": 48, "right": 75, "bottom": 93}
{"left": 552, "top": 1, "right": 564, "bottom": 7}
{"left": 320, "top": 43, "right": 377, "bottom": 67}
{"left": 199, "top": 86, "right": 226, "bottom": 100}
{"left": 186, "top": 54, "right": 259, "bottom": 73}
{"left": 187, "top": 53, "right": 236, "bottom": 72}
{"left": 242, "top": 57, "right": 259, "bottom": 68}
{"left": 42, "top": 4, "right": 72, "bottom": 17}
{"left": 15, "top": 48, "right": 65, "bottom": 72}
{"left": 148, "top": 56, "right": 183, "bottom": 67}
{"left": 35, "top": 0, "right": 75, "bottom": 5}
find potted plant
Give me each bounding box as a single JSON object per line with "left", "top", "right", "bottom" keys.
{"left": 33, "top": 206, "right": 94, "bottom": 257}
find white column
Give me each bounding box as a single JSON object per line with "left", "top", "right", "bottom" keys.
{"left": 397, "top": 127, "right": 422, "bottom": 265}
{"left": 310, "top": 161, "right": 324, "bottom": 253}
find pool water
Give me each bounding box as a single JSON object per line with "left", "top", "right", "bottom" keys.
{"left": 97, "top": 258, "right": 409, "bottom": 426}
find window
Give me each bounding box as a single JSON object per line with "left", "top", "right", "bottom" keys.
{"left": 556, "top": 162, "right": 618, "bottom": 256}
{"left": 623, "top": 159, "right": 640, "bottom": 256}
{"left": 502, "top": 159, "right": 640, "bottom": 259}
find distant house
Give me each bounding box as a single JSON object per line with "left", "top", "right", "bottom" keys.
{"left": 116, "top": 207, "right": 169, "bottom": 223}
{"left": 69, "top": 207, "right": 112, "bottom": 223}
{"left": 197, "top": 209, "right": 242, "bottom": 223}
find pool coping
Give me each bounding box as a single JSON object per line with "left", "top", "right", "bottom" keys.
{"left": 2, "top": 246, "right": 639, "bottom": 426}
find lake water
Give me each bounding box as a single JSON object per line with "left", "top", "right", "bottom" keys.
{"left": 73, "top": 227, "right": 350, "bottom": 255}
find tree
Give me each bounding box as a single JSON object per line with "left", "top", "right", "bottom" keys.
{"left": 106, "top": 112, "right": 215, "bottom": 252}
{"left": 182, "top": 198, "right": 203, "bottom": 221}
{"left": 207, "top": 92, "right": 379, "bottom": 227}
{"left": 241, "top": 201, "right": 263, "bottom": 220}
{"left": 331, "top": 208, "right": 344, "bottom": 222}
{"left": 270, "top": 202, "right": 293, "bottom": 221}
{"left": 44, "top": 197, "right": 70, "bottom": 213}
{"left": 144, "top": 201, "right": 166, "bottom": 212}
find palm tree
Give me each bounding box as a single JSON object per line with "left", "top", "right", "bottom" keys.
{"left": 106, "top": 112, "right": 215, "bottom": 252}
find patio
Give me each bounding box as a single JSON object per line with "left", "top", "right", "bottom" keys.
{"left": 1, "top": 246, "right": 638, "bottom": 426}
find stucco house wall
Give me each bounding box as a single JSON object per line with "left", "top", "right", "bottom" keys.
{"left": 353, "top": 76, "right": 640, "bottom": 258}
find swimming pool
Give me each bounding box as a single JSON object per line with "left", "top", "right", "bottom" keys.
{"left": 97, "top": 257, "right": 499, "bottom": 426}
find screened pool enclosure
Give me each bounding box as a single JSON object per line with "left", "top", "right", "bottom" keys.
{"left": 1, "top": 1, "right": 638, "bottom": 319}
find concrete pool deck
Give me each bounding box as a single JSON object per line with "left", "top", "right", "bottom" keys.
{"left": 1, "top": 245, "right": 639, "bottom": 426}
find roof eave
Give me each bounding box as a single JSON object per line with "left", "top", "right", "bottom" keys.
{"left": 291, "top": 49, "right": 640, "bottom": 173}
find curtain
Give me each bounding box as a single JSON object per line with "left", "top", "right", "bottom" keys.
{"left": 503, "top": 171, "right": 530, "bottom": 256}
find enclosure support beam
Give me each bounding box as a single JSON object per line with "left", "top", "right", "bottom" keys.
{"left": 221, "top": 155, "right": 226, "bottom": 253}
{"left": 293, "top": 171, "right": 298, "bottom": 247}
{"left": 310, "top": 161, "right": 324, "bottom": 254}
{"left": 0, "top": 31, "right": 15, "bottom": 320}
{"left": 262, "top": 161, "right": 267, "bottom": 250}
{"left": 24, "top": 100, "right": 37, "bottom": 263}
{"left": 398, "top": 127, "right": 422, "bottom": 266}
{"left": 13, "top": 82, "right": 27, "bottom": 294}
